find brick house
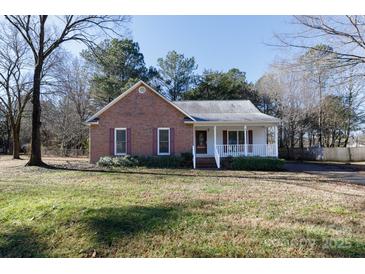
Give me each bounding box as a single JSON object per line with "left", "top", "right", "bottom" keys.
{"left": 86, "top": 80, "right": 280, "bottom": 168}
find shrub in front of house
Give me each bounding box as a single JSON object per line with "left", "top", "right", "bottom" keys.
{"left": 180, "top": 152, "right": 193, "bottom": 167}
{"left": 97, "top": 153, "right": 192, "bottom": 169}
{"left": 97, "top": 156, "right": 115, "bottom": 167}
{"left": 221, "top": 156, "right": 285, "bottom": 171}
{"left": 97, "top": 155, "right": 139, "bottom": 168}
{"left": 136, "top": 155, "right": 185, "bottom": 168}
{"left": 112, "top": 155, "right": 140, "bottom": 167}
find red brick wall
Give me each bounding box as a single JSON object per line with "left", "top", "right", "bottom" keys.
{"left": 89, "top": 83, "right": 193, "bottom": 163}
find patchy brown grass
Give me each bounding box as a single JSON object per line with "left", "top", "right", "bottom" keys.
{"left": 0, "top": 155, "right": 364, "bottom": 257}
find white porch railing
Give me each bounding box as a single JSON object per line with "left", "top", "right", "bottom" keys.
{"left": 216, "top": 144, "right": 276, "bottom": 158}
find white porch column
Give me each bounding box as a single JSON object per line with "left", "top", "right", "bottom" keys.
{"left": 213, "top": 126, "right": 217, "bottom": 151}
{"left": 193, "top": 125, "right": 196, "bottom": 148}
{"left": 244, "top": 125, "right": 248, "bottom": 157}
{"left": 274, "top": 125, "right": 278, "bottom": 157}
{"left": 265, "top": 126, "right": 268, "bottom": 157}
{"left": 193, "top": 125, "right": 196, "bottom": 169}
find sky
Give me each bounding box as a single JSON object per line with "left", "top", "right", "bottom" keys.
{"left": 132, "top": 16, "right": 294, "bottom": 83}
{"left": 68, "top": 16, "right": 295, "bottom": 83}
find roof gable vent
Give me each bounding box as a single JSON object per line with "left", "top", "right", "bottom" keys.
{"left": 138, "top": 86, "right": 146, "bottom": 94}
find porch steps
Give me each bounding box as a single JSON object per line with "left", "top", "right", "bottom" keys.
{"left": 196, "top": 157, "right": 218, "bottom": 169}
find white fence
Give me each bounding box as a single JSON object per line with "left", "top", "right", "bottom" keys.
{"left": 281, "top": 147, "right": 365, "bottom": 162}
{"left": 315, "top": 147, "right": 365, "bottom": 162}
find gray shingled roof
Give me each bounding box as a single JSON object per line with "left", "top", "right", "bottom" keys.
{"left": 173, "top": 100, "right": 280, "bottom": 123}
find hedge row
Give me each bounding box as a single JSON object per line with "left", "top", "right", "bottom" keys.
{"left": 97, "top": 153, "right": 192, "bottom": 169}
{"left": 221, "top": 156, "right": 285, "bottom": 171}
{"left": 97, "top": 154, "right": 285, "bottom": 171}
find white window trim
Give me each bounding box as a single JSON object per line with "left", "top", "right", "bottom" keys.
{"left": 157, "top": 128, "right": 170, "bottom": 156}
{"left": 114, "top": 128, "right": 127, "bottom": 156}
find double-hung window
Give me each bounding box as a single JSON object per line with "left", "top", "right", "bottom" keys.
{"left": 115, "top": 128, "right": 127, "bottom": 155}
{"left": 228, "top": 131, "right": 245, "bottom": 145}
{"left": 158, "top": 128, "right": 170, "bottom": 155}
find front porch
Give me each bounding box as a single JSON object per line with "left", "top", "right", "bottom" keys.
{"left": 191, "top": 124, "right": 278, "bottom": 168}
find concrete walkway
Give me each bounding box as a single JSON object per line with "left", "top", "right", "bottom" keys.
{"left": 285, "top": 161, "right": 365, "bottom": 185}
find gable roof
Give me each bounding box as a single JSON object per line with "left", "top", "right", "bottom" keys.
{"left": 173, "top": 100, "right": 280, "bottom": 123}
{"left": 85, "top": 80, "right": 195, "bottom": 124}
{"left": 86, "top": 80, "right": 280, "bottom": 125}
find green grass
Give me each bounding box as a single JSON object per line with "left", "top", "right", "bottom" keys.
{"left": 0, "top": 156, "right": 364, "bottom": 257}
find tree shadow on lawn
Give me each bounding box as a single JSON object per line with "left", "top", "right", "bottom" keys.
{"left": 44, "top": 164, "right": 365, "bottom": 199}
{"left": 85, "top": 205, "right": 179, "bottom": 245}
{"left": 81, "top": 200, "right": 217, "bottom": 256}
{"left": 44, "top": 164, "right": 338, "bottom": 185}
{"left": 0, "top": 226, "right": 48, "bottom": 258}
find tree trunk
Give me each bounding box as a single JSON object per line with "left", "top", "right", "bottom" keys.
{"left": 278, "top": 125, "right": 283, "bottom": 148}
{"left": 337, "top": 135, "right": 342, "bottom": 147}
{"left": 290, "top": 126, "right": 295, "bottom": 149}
{"left": 309, "top": 132, "right": 312, "bottom": 147}
{"left": 5, "top": 117, "right": 11, "bottom": 155}
{"left": 27, "top": 61, "right": 45, "bottom": 166}
{"left": 318, "top": 74, "right": 323, "bottom": 147}
{"left": 27, "top": 16, "right": 47, "bottom": 167}
{"left": 12, "top": 122, "right": 21, "bottom": 159}
{"left": 343, "top": 77, "right": 354, "bottom": 148}
{"left": 343, "top": 132, "right": 349, "bottom": 147}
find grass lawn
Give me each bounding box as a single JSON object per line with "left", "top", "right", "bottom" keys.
{"left": 0, "top": 155, "right": 364, "bottom": 258}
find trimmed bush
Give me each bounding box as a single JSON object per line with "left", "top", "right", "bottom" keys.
{"left": 136, "top": 155, "right": 184, "bottom": 168}
{"left": 221, "top": 157, "right": 285, "bottom": 171}
{"left": 97, "top": 155, "right": 139, "bottom": 168}
{"left": 112, "top": 155, "right": 139, "bottom": 167}
{"left": 97, "top": 156, "right": 114, "bottom": 168}
{"left": 180, "top": 152, "right": 193, "bottom": 167}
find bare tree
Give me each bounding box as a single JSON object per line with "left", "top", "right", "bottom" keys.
{"left": 56, "top": 56, "right": 92, "bottom": 122}
{"left": 4, "top": 15, "right": 129, "bottom": 166}
{"left": 275, "top": 16, "right": 365, "bottom": 70}
{"left": 299, "top": 45, "right": 336, "bottom": 146}
{"left": 255, "top": 73, "right": 281, "bottom": 115}
{"left": 51, "top": 56, "right": 92, "bottom": 153}
{"left": 0, "top": 26, "right": 32, "bottom": 159}
{"left": 0, "top": 111, "right": 11, "bottom": 154}
{"left": 334, "top": 69, "right": 365, "bottom": 146}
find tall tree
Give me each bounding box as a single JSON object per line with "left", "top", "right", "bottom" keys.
{"left": 320, "top": 95, "right": 348, "bottom": 147}
{"left": 255, "top": 73, "right": 281, "bottom": 115}
{"left": 183, "top": 68, "right": 259, "bottom": 103}
{"left": 335, "top": 70, "right": 365, "bottom": 146}
{"left": 53, "top": 56, "right": 92, "bottom": 152}
{"left": 157, "top": 50, "right": 197, "bottom": 100}
{"left": 5, "top": 15, "right": 129, "bottom": 166}
{"left": 82, "top": 38, "right": 158, "bottom": 107}
{"left": 300, "top": 44, "right": 334, "bottom": 147}
{"left": 0, "top": 25, "right": 32, "bottom": 159}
